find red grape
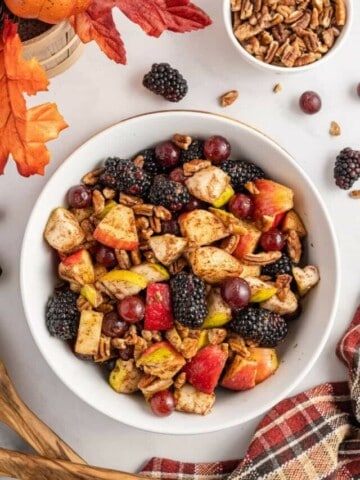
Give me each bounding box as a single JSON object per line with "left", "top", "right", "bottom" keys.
{"left": 299, "top": 91, "right": 321, "bottom": 114}
{"left": 184, "top": 196, "right": 206, "bottom": 211}
{"left": 155, "top": 141, "right": 180, "bottom": 169}
{"left": 220, "top": 277, "right": 250, "bottom": 309}
{"left": 67, "top": 185, "right": 92, "bottom": 208}
{"left": 161, "top": 220, "right": 180, "bottom": 236}
{"left": 169, "top": 167, "right": 186, "bottom": 184}
{"left": 260, "top": 229, "right": 285, "bottom": 251}
{"left": 102, "top": 312, "right": 128, "bottom": 338}
{"left": 149, "top": 390, "right": 176, "bottom": 417}
{"left": 203, "top": 135, "right": 231, "bottom": 163}
{"left": 117, "top": 296, "right": 145, "bottom": 323}
{"left": 118, "top": 345, "right": 135, "bottom": 361}
{"left": 96, "top": 245, "right": 117, "bottom": 268}
{"left": 228, "top": 193, "right": 254, "bottom": 219}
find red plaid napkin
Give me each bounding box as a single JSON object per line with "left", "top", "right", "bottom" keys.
{"left": 139, "top": 305, "right": 360, "bottom": 480}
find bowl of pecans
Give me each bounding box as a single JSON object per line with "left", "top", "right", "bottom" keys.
{"left": 20, "top": 110, "right": 339, "bottom": 434}
{"left": 223, "top": 0, "right": 352, "bottom": 73}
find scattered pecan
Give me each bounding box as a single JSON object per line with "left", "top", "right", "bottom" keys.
{"left": 172, "top": 134, "right": 192, "bottom": 150}
{"left": 286, "top": 229, "right": 302, "bottom": 263}
{"left": 81, "top": 167, "right": 104, "bottom": 186}
{"left": 220, "top": 90, "right": 239, "bottom": 107}
{"left": 329, "top": 121, "right": 341, "bottom": 136}
{"left": 183, "top": 159, "right": 211, "bottom": 176}
{"left": 349, "top": 190, "right": 360, "bottom": 199}
{"left": 242, "top": 251, "right": 282, "bottom": 265}
{"left": 119, "top": 193, "right": 143, "bottom": 206}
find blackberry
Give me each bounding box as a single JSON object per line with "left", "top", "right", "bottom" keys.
{"left": 99, "top": 157, "right": 120, "bottom": 189}
{"left": 134, "top": 148, "right": 162, "bottom": 178}
{"left": 261, "top": 252, "right": 293, "bottom": 278}
{"left": 333, "top": 147, "right": 360, "bottom": 190}
{"left": 149, "top": 175, "right": 190, "bottom": 211}
{"left": 230, "top": 307, "right": 288, "bottom": 347}
{"left": 46, "top": 288, "right": 79, "bottom": 341}
{"left": 170, "top": 272, "right": 208, "bottom": 328}
{"left": 219, "top": 159, "right": 265, "bottom": 192}
{"left": 180, "top": 139, "right": 204, "bottom": 164}
{"left": 143, "top": 63, "right": 188, "bottom": 102}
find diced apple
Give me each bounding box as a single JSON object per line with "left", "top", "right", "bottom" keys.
{"left": 144, "top": 283, "right": 174, "bottom": 330}
{"left": 233, "top": 230, "right": 262, "bottom": 258}
{"left": 178, "top": 209, "right": 229, "bottom": 246}
{"left": 185, "top": 166, "right": 230, "bottom": 204}
{"left": 109, "top": 359, "right": 142, "bottom": 394}
{"left": 252, "top": 179, "right": 294, "bottom": 220}
{"left": 212, "top": 185, "right": 235, "bottom": 208}
{"left": 238, "top": 264, "right": 261, "bottom": 278}
{"left": 260, "top": 289, "right": 298, "bottom": 315}
{"left": 174, "top": 384, "right": 215, "bottom": 415}
{"left": 80, "top": 284, "right": 103, "bottom": 307}
{"left": 248, "top": 347, "right": 278, "bottom": 384}
{"left": 202, "top": 288, "right": 232, "bottom": 328}
{"left": 182, "top": 344, "right": 228, "bottom": 394}
{"left": 292, "top": 265, "right": 320, "bottom": 297}
{"left": 99, "top": 270, "right": 148, "bottom": 300}
{"left": 93, "top": 204, "right": 138, "bottom": 250}
{"left": 130, "top": 262, "right": 170, "bottom": 283}
{"left": 220, "top": 355, "right": 257, "bottom": 391}
{"left": 58, "top": 248, "right": 95, "bottom": 286}
{"left": 136, "top": 341, "right": 186, "bottom": 379}
{"left": 44, "top": 207, "right": 85, "bottom": 253}
{"left": 281, "top": 209, "right": 307, "bottom": 237}
{"left": 75, "top": 310, "right": 103, "bottom": 356}
{"left": 188, "top": 246, "right": 243, "bottom": 284}
{"left": 208, "top": 208, "right": 248, "bottom": 235}
{"left": 244, "top": 276, "right": 278, "bottom": 303}
{"left": 148, "top": 234, "right": 188, "bottom": 266}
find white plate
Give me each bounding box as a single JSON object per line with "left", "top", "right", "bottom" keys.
{"left": 20, "top": 110, "right": 340, "bottom": 435}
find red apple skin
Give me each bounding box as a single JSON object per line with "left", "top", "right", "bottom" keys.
{"left": 233, "top": 233, "right": 258, "bottom": 259}
{"left": 220, "top": 356, "right": 257, "bottom": 391}
{"left": 182, "top": 345, "right": 228, "bottom": 394}
{"left": 62, "top": 248, "right": 87, "bottom": 265}
{"left": 144, "top": 283, "right": 174, "bottom": 331}
{"left": 93, "top": 229, "right": 138, "bottom": 251}
{"left": 248, "top": 347, "right": 278, "bottom": 384}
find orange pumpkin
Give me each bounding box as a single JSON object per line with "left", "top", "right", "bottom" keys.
{"left": 4, "top": 0, "right": 92, "bottom": 24}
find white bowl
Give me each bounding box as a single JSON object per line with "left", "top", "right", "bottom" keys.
{"left": 20, "top": 110, "right": 340, "bottom": 435}
{"left": 222, "top": 0, "right": 353, "bottom": 74}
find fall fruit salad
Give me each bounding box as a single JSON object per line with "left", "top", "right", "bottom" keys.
{"left": 44, "top": 133, "right": 320, "bottom": 417}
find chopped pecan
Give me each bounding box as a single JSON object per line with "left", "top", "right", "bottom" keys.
{"left": 132, "top": 204, "right": 154, "bottom": 216}
{"left": 220, "top": 90, "right": 239, "bottom": 107}
{"left": 174, "top": 372, "right": 186, "bottom": 389}
{"left": 329, "top": 121, "right": 341, "bottom": 136}
{"left": 154, "top": 205, "right": 172, "bottom": 221}
{"left": 102, "top": 187, "right": 116, "bottom": 200}
{"left": 119, "top": 192, "right": 143, "bottom": 206}
{"left": 231, "top": 0, "right": 242, "bottom": 11}
{"left": 275, "top": 274, "right": 293, "bottom": 301}
{"left": 169, "top": 257, "right": 188, "bottom": 275}
{"left": 273, "top": 83, "right": 283, "bottom": 93}
{"left": 172, "top": 134, "right": 192, "bottom": 150}
{"left": 115, "top": 249, "right": 131, "bottom": 269}
{"left": 139, "top": 376, "right": 173, "bottom": 400}
{"left": 334, "top": 0, "right": 346, "bottom": 26}
{"left": 92, "top": 189, "right": 105, "bottom": 217}
{"left": 133, "top": 155, "right": 144, "bottom": 168}
{"left": 241, "top": 0, "right": 253, "bottom": 19}
{"left": 349, "top": 190, "right": 360, "bottom": 199}
{"left": 207, "top": 329, "right": 227, "bottom": 345}
{"left": 81, "top": 167, "right": 104, "bottom": 186}
{"left": 130, "top": 248, "right": 142, "bottom": 266}
{"left": 94, "top": 335, "right": 113, "bottom": 362}
{"left": 227, "top": 333, "right": 250, "bottom": 358}
{"left": 286, "top": 229, "right": 302, "bottom": 263}
{"left": 183, "top": 159, "right": 212, "bottom": 176}
{"left": 264, "top": 40, "right": 279, "bottom": 63}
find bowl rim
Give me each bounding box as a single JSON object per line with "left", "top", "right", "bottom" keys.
{"left": 20, "top": 109, "right": 341, "bottom": 434}
{"left": 222, "top": 0, "right": 353, "bottom": 74}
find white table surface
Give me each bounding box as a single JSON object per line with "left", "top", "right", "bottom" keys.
{"left": 1, "top": 1, "right": 360, "bottom": 476}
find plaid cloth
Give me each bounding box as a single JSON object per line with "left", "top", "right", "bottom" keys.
{"left": 140, "top": 306, "right": 360, "bottom": 480}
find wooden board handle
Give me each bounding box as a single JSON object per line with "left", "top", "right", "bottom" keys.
{"left": 0, "top": 359, "right": 85, "bottom": 464}
{"left": 0, "top": 448, "right": 144, "bottom": 480}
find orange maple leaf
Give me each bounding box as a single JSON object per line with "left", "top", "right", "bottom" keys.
{"left": 0, "top": 19, "right": 68, "bottom": 176}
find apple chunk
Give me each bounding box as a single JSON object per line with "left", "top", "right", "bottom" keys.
{"left": 248, "top": 347, "right": 278, "bottom": 384}
{"left": 179, "top": 209, "right": 229, "bottom": 246}
{"left": 188, "top": 246, "right": 243, "bottom": 284}
{"left": 220, "top": 355, "right": 257, "bottom": 391}
{"left": 93, "top": 204, "right": 138, "bottom": 250}
{"left": 44, "top": 207, "right": 85, "bottom": 253}
{"left": 59, "top": 248, "right": 95, "bottom": 286}
{"left": 252, "top": 179, "right": 294, "bottom": 220}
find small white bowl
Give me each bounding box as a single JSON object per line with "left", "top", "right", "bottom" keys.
{"left": 222, "top": 0, "right": 353, "bottom": 74}
{"left": 21, "top": 110, "right": 340, "bottom": 434}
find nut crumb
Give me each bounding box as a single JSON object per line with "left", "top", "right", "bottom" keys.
{"left": 329, "top": 121, "right": 341, "bottom": 136}
{"left": 273, "top": 83, "right": 282, "bottom": 93}
{"left": 349, "top": 190, "right": 360, "bottom": 199}
{"left": 220, "top": 90, "right": 239, "bottom": 107}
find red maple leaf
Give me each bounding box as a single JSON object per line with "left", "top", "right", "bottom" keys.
{"left": 71, "top": 0, "right": 211, "bottom": 64}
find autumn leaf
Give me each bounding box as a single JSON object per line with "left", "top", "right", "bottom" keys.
{"left": 71, "top": 0, "right": 211, "bottom": 64}
{"left": 70, "top": 0, "right": 126, "bottom": 64}
{"left": 0, "top": 19, "right": 68, "bottom": 176}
